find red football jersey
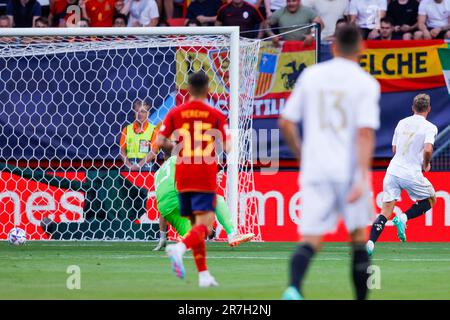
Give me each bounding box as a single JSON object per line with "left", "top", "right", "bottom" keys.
{"left": 85, "top": 0, "right": 115, "bottom": 27}
{"left": 159, "top": 100, "right": 228, "bottom": 192}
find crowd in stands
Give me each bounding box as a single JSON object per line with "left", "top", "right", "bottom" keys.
{"left": 0, "top": 0, "right": 449, "bottom": 41}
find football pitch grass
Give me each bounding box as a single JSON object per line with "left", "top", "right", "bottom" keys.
{"left": 0, "top": 241, "right": 449, "bottom": 300}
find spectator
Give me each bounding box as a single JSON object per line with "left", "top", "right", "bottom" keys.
{"left": 373, "top": 16, "right": 403, "bottom": 39}
{"left": 387, "top": 0, "right": 419, "bottom": 40}
{"left": 245, "top": 0, "right": 269, "bottom": 19}
{"left": 84, "top": 0, "right": 115, "bottom": 27}
{"left": 0, "top": 14, "right": 15, "bottom": 43}
{"left": 34, "top": 15, "right": 48, "bottom": 26}
{"left": 37, "top": 0, "right": 49, "bottom": 17}
{"left": 114, "top": 0, "right": 124, "bottom": 13}
{"left": 0, "top": 13, "right": 11, "bottom": 26}
{"left": 303, "top": 0, "right": 349, "bottom": 40}
{"left": 157, "top": 0, "right": 169, "bottom": 20}
{"left": 267, "top": 0, "right": 324, "bottom": 47}
{"left": 48, "top": 0, "right": 67, "bottom": 26}
{"left": 6, "top": 0, "right": 42, "bottom": 27}
{"left": 264, "top": 0, "right": 285, "bottom": 17}
{"left": 120, "top": 99, "right": 159, "bottom": 171}
{"left": 121, "top": 0, "right": 159, "bottom": 27}
{"left": 349, "top": 0, "right": 387, "bottom": 40}
{"left": 22, "top": 16, "right": 52, "bottom": 43}
{"left": 216, "top": 0, "right": 264, "bottom": 39}
{"left": 415, "top": 0, "right": 450, "bottom": 39}
{"left": 324, "top": 17, "right": 347, "bottom": 41}
{"left": 49, "top": 0, "right": 89, "bottom": 27}
{"left": 185, "top": 0, "right": 222, "bottom": 26}
{"left": 112, "top": 12, "right": 127, "bottom": 26}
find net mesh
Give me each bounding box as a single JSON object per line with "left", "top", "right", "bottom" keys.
{"left": 0, "top": 34, "right": 261, "bottom": 241}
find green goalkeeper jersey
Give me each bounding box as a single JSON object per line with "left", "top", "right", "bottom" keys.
{"left": 154, "top": 156, "right": 179, "bottom": 216}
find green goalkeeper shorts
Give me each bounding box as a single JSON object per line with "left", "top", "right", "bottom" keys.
{"left": 162, "top": 208, "right": 192, "bottom": 237}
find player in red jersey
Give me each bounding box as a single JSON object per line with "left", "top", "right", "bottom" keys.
{"left": 156, "top": 71, "right": 230, "bottom": 287}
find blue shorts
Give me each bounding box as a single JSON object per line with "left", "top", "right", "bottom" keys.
{"left": 178, "top": 192, "right": 216, "bottom": 217}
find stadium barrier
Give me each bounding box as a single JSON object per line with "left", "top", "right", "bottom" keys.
{"left": 1, "top": 170, "right": 449, "bottom": 242}
{"left": 254, "top": 172, "right": 450, "bottom": 242}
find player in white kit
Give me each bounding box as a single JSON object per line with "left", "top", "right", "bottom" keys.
{"left": 279, "top": 25, "right": 380, "bottom": 300}
{"left": 367, "top": 94, "right": 438, "bottom": 256}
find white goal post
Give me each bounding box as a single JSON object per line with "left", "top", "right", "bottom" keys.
{"left": 0, "top": 27, "right": 261, "bottom": 241}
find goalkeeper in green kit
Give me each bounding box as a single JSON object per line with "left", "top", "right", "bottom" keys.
{"left": 153, "top": 156, "right": 254, "bottom": 251}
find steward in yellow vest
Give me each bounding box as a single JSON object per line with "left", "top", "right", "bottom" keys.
{"left": 120, "top": 100, "right": 159, "bottom": 171}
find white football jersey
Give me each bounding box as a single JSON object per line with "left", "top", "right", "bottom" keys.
{"left": 386, "top": 114, "right": 438, "bottom": 180}
{"left": 281, "top": 57, "right": 380, "bottom": 184}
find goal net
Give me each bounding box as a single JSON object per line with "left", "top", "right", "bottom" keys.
{"left": 0, "top": 27, "right": 261, "bottom": 242}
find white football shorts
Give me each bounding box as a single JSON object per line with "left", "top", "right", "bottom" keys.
{"left": 382, "top": 173, "right": 435, "bottom": 203}
{"left": 299, "top": 181, "right": 374, "bottom": 236}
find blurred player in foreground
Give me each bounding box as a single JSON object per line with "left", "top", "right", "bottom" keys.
{"left": 279, "top": 25, "right": 380, "bottom": 300}
{"left": 153, "top": 155, "right": 254, "bottom": 251}
{"left": 156, "top": 71, "right": 230, "bottom": 287}
{"left": 367, "top": 94, "right": 438, "bottom": 255}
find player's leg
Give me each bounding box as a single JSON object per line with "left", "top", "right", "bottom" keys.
{"left": 350, "top": 227, "right": 371, "bottom": 300}
{"left": 215, "top": 195, "right": 254, "bottom": 247}
{"left": 191, "top": 210, "right": 218, "bottom": 287}
{"left": 283, "top": 183, "right": 335, "bottom": 300}
{"left": 367, "top": 174, "right": 401, "bottom": 254}
{"left": 161, "top": 209, "right": 192, "bottom": 238}
{"left": 367, "top": 200, "right": 396, "bottom": 253}
{"left": 393, "top": 176, "right": 436, "bottom": 241}
{"left": 401, "top": 196, "right": 435, "bottom": 221}
{"left": 166, "top": 192, "right": 218, "bottom": 287}
{"left": 165, "top": 192, "right": 194, "bottom": 280}
{"left": 344, "top": 187, "right": 372, "bottom": 300}
{"left": 283, "top": 235, "right": 322, "bottom": 300}
{"left": 153, "top": 215, "right": 168, "bottom": 251}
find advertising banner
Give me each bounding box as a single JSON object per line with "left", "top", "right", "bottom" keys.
{"left": 1, "top": 170, "right": 449, "bottom": 242}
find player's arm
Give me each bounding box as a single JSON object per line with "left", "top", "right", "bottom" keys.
{"left": 348, "top": 81, "right": 380, "bottom": 203}
{"left": 155, "top": 134, "right": 174, "bottom": 154}
{"left": 392, "top": 125, "right": 398, "bottom": 155}
{"left": 423, "top": 143, "right": 433, "bottom": 172}
{"left": 347, "top": 127, "right": 376, "bottom": 203}
{"left": 357, "top": 128, "right": 375, "bottom": 181}
{"left": 156, "top": 111, "right": 175, "bottom": 154}
{"left": 423, "top": 126, "right": 437, "bottom": 172}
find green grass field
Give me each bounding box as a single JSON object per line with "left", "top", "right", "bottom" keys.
{"left": 0, "top": 241, "right": 449, "bottom": 300}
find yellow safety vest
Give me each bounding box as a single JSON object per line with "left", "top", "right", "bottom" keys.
{"left": 125, "top": 123, "right": 155, "bottom": 159}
